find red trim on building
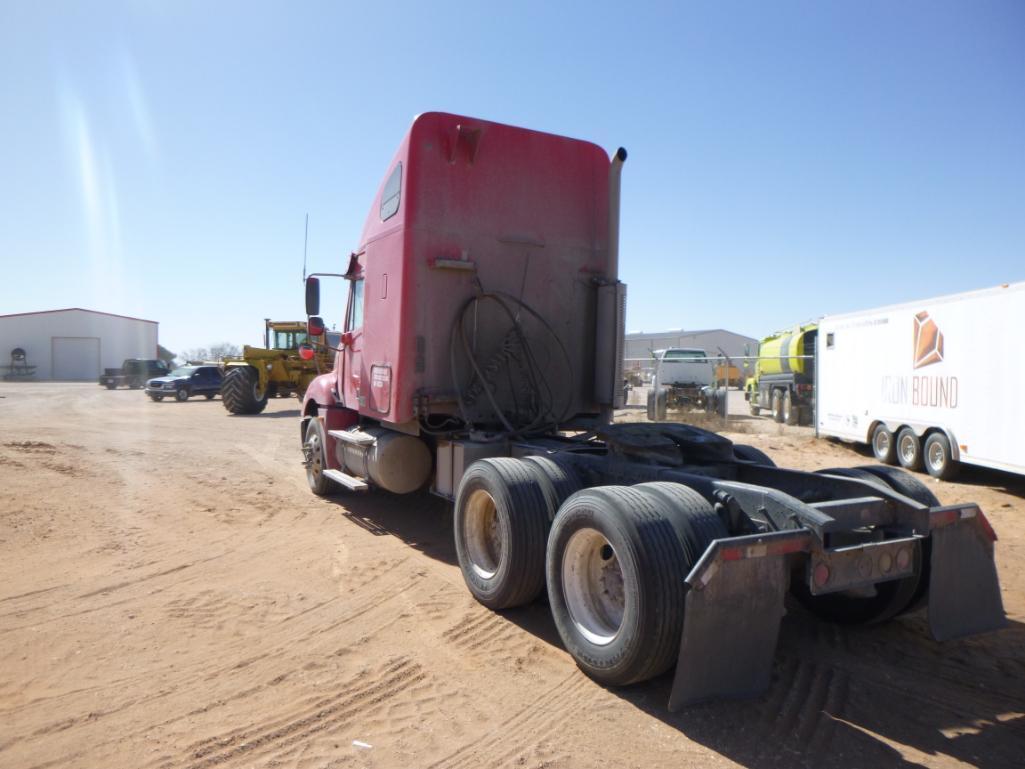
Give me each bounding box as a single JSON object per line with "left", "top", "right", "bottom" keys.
{"left": 0, "top": 308, "right": 158, "bottom": 325}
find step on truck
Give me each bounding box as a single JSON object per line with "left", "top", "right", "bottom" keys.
{"left": 817, "top": 282, "right": 1025, "bottom": 480}
{"left": 298, "top": 113, "right": 1004, "bottom": 707}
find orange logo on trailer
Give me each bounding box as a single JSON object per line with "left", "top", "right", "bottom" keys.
{"left": 913, "top": 311, "right": 944, "bottom": 369}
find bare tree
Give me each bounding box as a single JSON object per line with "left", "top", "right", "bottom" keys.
{"left": 209, "top": 342, "right": 241, "bottom": 360}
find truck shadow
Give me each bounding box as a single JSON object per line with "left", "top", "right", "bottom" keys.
{"left": 330, "top": 491, "right": 1025, "bottom": 768}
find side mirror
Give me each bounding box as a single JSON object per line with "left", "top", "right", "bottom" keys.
{"left": 305, "top": 277, "right": 320, "bottom": 316}
{"left": 298, "top": 344, "right": 315, "bottom": 361}
{"left": 308, "top": 316, "right": 325, "bottom": 337}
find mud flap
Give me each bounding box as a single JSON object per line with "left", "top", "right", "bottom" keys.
{"left": 927, "top": 506, "right": 1005, "bottom": 641}
{"left": 668, "top": 531, "right": 807, "bottom": 710}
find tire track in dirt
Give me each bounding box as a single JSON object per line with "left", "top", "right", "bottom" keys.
{"left": 426, "top": 672, "right": 592, "bottom": 769}
{"left": 172, "top": 657, "right": 425, "bottom": 769}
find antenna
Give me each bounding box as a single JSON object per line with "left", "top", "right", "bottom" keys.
{"left": 301, "top": 213, "right": 309, "bottom": 282}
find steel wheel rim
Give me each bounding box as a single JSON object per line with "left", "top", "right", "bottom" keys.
{"left": 562, "top": 528, "right": 626, "bottom": 646}
{"left": 464, "top": 489, "right": 502, "bottom": 579}
{"left": 875, "top": 431, "right": 890, "bottom": 456}
{"left": 306, "top": 431, "right": 323, "bottom": 484}
{"left": 899, "top": 435, "right": 916, "bottom": 463}
{"left": 928, "top": 441, "right": 945, "bottom": 470}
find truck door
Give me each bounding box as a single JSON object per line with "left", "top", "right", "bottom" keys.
{"left": 341, "top": 265, "right": 366, "bottom": 411}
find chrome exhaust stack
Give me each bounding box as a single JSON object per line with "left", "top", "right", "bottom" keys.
{"left": 595, "top": 148, "right": 628, "bottom": 419}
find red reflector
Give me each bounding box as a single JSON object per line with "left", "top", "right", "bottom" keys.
{"left": 930, "top": 509, "right": 959, "bottom": 528}
{"left": 298, "top": 344, "right": 315, "bottom": 361}
{"left": 720, "top": 547, "right": 743, "bottom": 561}
{"left": 978, "top": 510, "right": 998, "bottom": 542}
{"left": 813, "top": 563, "right": 830, "bottom": 587}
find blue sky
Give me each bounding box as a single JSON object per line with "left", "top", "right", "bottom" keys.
{"left": 2, "top": 1, "right": 1022, "bottom": 355}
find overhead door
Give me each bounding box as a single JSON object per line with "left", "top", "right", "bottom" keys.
{"left": 52, "top": 337, "right": 101, "bottom": 380}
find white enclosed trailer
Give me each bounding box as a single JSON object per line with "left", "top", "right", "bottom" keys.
{"left": 816, "top": 282, "right": 1025, "bottom": 479}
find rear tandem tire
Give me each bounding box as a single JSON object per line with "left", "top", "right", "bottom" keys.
{"left": 454, "top": 458, "right": 552, "bottom": 610}
{"left": 797, "top": 464, "right": 936, "bottom": 625}
{"left": 221, "top": 366, "right": 269, "bottom": 415}
{"left": 783, "top": 390, "right": 798, "bottom": 426}
{"left": 546, "top": 485, "right": 702, "bottom": 687}
{"left": 771, "top": 390, "right": 784, "bottom": 423}
{"left": 733, "top": 444, "right": 776, "bottom": 467}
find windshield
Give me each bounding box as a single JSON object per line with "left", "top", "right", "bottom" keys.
{"left": 169, "top": 366, "right": 197, "bottom": 377}
{"left": 272, "top": 330, "right": 309, "bottom": 350}
{"left": 664, "top": 349, "right": 707, "bottom": 361}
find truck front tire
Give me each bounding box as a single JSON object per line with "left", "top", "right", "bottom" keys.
{"left": 304, "top": 418, "right": 339, "bottom": 496}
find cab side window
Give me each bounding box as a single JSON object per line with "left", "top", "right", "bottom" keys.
{"left": 380, "top": 163, "right": 401, "bottom": 221}
{"left": 347, "top": 278, "right": 365, "bottom": 331}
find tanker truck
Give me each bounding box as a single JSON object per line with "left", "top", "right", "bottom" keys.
{"left": 298, "top": 112, "right": 1004, "bottom": 708}
{"left": 745, "top": 322, "right": 817, "bottom": 425}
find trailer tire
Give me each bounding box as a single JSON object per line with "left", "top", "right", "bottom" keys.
{"left": 221, "top": 366, "right": 269, "bottom": 414}
{"left": 105, "top": 382, "right": 116, "bottom": 390}
{"left": 521, "top": 456, "right": 583, "bottom": 521}
{"left": 896, "top": 427, "right": 923, "bottom": 471}
{"left": 547, "top": 486, "right": 690, "bottom": 686}
{"left": 303, "top": 418, "right": 339, "bottom": 496}
{"left": 871, "top": 424, "right": 897, "bottom": 465}
{"left": 733, "top": 444, "right": 776, "bottom": 467}
{"left": 455, "top": 458, "right": 550, "bottom": 610}
{"left": 783, "top": 390, "right": 798, "bottom": 426}
{"left": 771, "top": 390, "right": 784, "bottom": 423}
{"left": 923, "top": 433, "right": 959, "bottom": 481}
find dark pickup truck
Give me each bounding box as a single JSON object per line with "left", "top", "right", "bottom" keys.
{"left": 99, "top": 359, "right": 170, "bottom": 389}
{"left": 145, "top": 365, "right": 223, "bottom": 402}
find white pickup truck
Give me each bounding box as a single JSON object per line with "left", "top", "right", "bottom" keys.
{"left": 647, "top": 348, "right": 716, "bottom": 420}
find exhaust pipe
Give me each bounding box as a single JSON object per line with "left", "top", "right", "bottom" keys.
{"left": 595, "top": 148, "right": 628, "bottom": 418}
{"left": 608, "top": 147, "right": 628, "bottom": 281}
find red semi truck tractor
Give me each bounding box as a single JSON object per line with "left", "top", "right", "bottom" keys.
{"left": 299, "top": 112, "right": 1004, "bottom": 708}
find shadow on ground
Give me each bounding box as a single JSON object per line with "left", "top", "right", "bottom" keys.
{"left": 329, "top": 490, "right": 1025, "bottom": 769}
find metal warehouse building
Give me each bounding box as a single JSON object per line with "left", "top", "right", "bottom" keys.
{"left": 625, "top": 328, "right": 759, "bottom": 378}
{"left": 0, "top": 308, "right": 159, "bottom": 381}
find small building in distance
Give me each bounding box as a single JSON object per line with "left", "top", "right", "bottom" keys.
{"left": 625, "top": 328, "right": 758, "bottom": 380}
{"left": 0, "top": 308, "right": 159, "bottom": 381}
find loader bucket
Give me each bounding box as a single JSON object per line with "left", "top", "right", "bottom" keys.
{"left": 668, "top": 530, "right": 809, "bottom": 710}
{"left": 926, "top": 505, "right": 1005, "bottom": 641}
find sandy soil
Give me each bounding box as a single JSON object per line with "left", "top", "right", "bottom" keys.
{"left": 1, "top": 383, "right": 1023, "bottom": 769}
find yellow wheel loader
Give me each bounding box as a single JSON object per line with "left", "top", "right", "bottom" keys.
{"left": 221, "top": 320, "right": 334, "bottom": 415}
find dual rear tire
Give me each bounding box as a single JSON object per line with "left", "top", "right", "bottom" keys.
{"left": 453, "top": 460, "right": 727, "bottom": 687}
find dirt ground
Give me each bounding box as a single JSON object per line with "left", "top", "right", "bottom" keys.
{"left": 1, "top": 383, "right": 1023, "bottom": 769}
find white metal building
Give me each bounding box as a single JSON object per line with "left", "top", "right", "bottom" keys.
{"left": 624, "top": 328, "right": 759, "bottom": 378}
{"left": 0, "top": 308, "right": 159, "bottom": 381}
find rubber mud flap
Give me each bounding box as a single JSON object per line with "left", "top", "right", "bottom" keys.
{"left": 669, "top": 554, "right": 788, "bottom": 710}
{"left": 927, "top": 517, "right": 1005, "bottom": 641}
